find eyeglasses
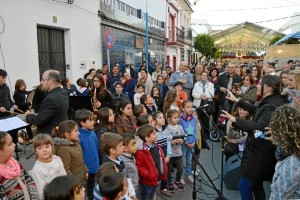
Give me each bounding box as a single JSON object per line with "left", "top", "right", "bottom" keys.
{"left": 41, "top": 78, "right": 49, "bottom": 81}
{"left": 93, "top": 80, "right": 100, "bottom": 82}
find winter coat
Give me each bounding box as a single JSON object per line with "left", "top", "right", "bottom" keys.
{"left": 119, "top": 154, "right": 139, "bottom": 190}
{"left": 92, "top": 88, "right": 114, "bottom": 110}
{"left": 124, "top": 79, "right": 136, "bottom": 104}
{"left": 269, "top": 154, "right": 300, "bottom": 200}
{"left": 79, "top": 128, "right": 99, "bottom": 174}
{"left": 192, "top": 80, "right": 214, "bottom": 108}
{"left": 107, "top": 73, "right": 121, "bottom": 94}
{"left": 135, "top": 143, "right": 168, "bottom": 186}
{"left": 26, "top": 87, "right": 68, "bottom": 134}
{"left": 13, "top": 90, "right": 31, "bottom": 112}
{"left": 53, "top": 138, "right": 87, "bottom": 183}
{"left": 0, "top": 84, "right": 14, "bottom": 117}
{"left": 234, "top": 94, "right": 288, "bottom": 182}
{"left": 231, "top": 85, "right": 257, "bottom": 113}
{"left": 215, "top": 73, "right": 242, "bottom": 105}
{"left": 115, "top": 115, "right": 137, "bottom": 135}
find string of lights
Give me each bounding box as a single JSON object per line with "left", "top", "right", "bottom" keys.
{"left": 209, "top": 3, "right": 300, "bottom": 11}
{"left": 191, "top": 13, "right": 300, "bottom": 26}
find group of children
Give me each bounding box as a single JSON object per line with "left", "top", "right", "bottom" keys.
{"left": 0, "top": 97, "right": 201, "bottom": 200}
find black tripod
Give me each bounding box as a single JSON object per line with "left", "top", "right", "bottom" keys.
{"left": 183, "top": 140, "right": 226, "bottom": 200}
{"left": 197, "top": 106, "right": 226, "bottom": 195}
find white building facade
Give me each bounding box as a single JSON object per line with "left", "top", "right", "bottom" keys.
{"left": 0, "top": 0, "right": 102, "bottom": 90}
{"left": 166, "top": 0, "right": 193, "bottom": 70}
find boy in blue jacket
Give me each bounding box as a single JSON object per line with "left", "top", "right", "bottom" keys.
{"left": 179, "top": 100, "right": 198, "bottom": 184}
{"left": 75, "top": 109, "right": 99, "bottom": 200}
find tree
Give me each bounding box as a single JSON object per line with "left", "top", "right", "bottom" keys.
{"left": 194, "top": 34, "right": 218, "bottom": 60}
{"left": 269, "top": 35, "right": 300, "bottom": 45}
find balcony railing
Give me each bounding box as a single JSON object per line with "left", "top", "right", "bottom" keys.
{"left": 186, "top": 28, "right": 192, "bottom": 40}
{"left": 176, "top": 27, "right": 184, "bottom": 43}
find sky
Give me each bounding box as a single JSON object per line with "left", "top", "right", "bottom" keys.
{"left": 190, "top": 0, "right": 300, "bottom": 32}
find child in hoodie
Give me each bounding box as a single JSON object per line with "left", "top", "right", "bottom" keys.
{"left": 119, "top": 134, "right": 140, "bottom": 199}
{"left": 75, "top": 109, "right": 99, "bottom": 200}
{"left": 179, "top": 100, "right": 198, "bottom": 184}
{"left": 100, "top": 132, "right": 136, "bottom": 200}
{"left": 76, "top": 78, "right": 89, "bottom": 96}
{"left": 52, "top": 120, "right": 87, "bottom": 183}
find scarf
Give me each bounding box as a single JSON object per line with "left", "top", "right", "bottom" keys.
{"left": 0, "top": 157, "right": 21, "bottom": 179}
{"left": 125, "top": 79, "right": 131, "bottom": 85}
{"left": 157, "top": 84, "right": 164, "bottom": 96}
{"left": 182, "top": 114, "right": 193, "bottom": 121}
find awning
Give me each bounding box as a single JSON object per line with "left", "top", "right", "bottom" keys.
{"left": 272, "top": 31, "right": 300, "bottom": 46}
{"left": 210, "top": 22, "right": 284, "bottom": 52}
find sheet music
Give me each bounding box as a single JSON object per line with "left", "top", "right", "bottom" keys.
{"left": 0, "top": 117, "right": 28, "bottom": 131}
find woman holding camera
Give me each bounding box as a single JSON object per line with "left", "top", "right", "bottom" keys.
{"left": 221, "top": 75, "right": 288, "bottom": 200}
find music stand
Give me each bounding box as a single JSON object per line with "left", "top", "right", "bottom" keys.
{"left": 0, "top": 116, "right": 29, "bottom": 160}
{"left": 68, "top": 96, "right": 93, "bottom": 120}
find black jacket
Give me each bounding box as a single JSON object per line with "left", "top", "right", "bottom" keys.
{"left": 26, "top": 87, "right": 69, "bottom": 134}
{"left": 153, "top": 96, "right": 164, "bottom": 112}
{"left": 0, "top": 84, "right": 14, "bottom": 110}
{"left": 13, "top": 90, "right": 31, "bottom": 112}
{"left": 234, "top": 94, "right": 288, "bottom": 182}
{"left": 32, "top": 86, "right": 46, "bottom": 113}
{"left": 121, "top": 66, "right": 137, "bottom": 80}
{"left": 92, "top": 89, "right": 115, "bottom": 110}
{"left": 215, "top": 73, "right": 242, "bottom": 105}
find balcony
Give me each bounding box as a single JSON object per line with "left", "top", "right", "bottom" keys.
{"left": 167, "top": 26, "right": 185, "bottom": 47}
{"left": 186, "top": 28, "right": 192, "bottom": 40}
{"left": 176, "top": 27, "right": 185, "bottom": 43}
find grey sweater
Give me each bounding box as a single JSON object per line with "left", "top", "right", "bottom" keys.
{"left": 120, "top": 153, "right": 139, "bottom": 190}
{"left": 164, "top": 125, "right": 185, "bottom": 157}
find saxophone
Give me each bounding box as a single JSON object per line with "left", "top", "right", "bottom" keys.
{"left": 92, "top": 89, "right": 98, "bottom": 123}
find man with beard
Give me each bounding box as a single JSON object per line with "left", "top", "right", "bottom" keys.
{"left": 122, "top": 60, "right": 137, "bottom": 80}
{"left": 25, "top": 70, "right": 68, "bottom": 134}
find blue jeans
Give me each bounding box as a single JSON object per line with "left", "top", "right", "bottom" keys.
{"left": 239, "top": 176, "right": 265, "bottom": 200}
{"left": 140, "top": 183, "right": 157, "bottom": 200}
{"left": 182, "top": 144, "right": 193, "bottom": 176}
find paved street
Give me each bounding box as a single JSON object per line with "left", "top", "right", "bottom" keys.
{"left": 17, "top": 140, "right": 270, "bottom": 200}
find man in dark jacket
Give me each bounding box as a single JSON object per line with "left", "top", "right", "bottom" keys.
{"left": 121, "top": 60, "right": 137, "bottom": 80}
{"left": 107, "top": 65, "right": 121, "bottom": 94}
{"left": 25, "top": 70, "right": 68, "bottom": 134}
{"left": 215, "top": 63, "right": 242, "bottom": 114}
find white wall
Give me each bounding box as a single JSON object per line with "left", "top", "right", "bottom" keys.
{"left": 122, "top": 0, "right": 166, "bottom": 22}
{"left": 0, "top": 0, "right": 101, "bottom": 90}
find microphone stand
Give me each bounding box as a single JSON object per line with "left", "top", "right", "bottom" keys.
{"left": 183, "top": 140, "right": 226, "bottom": 200}
{"left": 196, "top": 106, "right": 226, "bottom": 195}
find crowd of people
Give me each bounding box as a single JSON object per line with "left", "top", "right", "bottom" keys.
{"left": 0, "top": 58, "right": 300, "bottom": 200}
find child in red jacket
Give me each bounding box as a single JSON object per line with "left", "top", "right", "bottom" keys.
{"left": 135, "top": 124, "right": 168, "bottom": 200}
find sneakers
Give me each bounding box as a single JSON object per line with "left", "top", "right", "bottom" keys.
{"left": 168, "top": 183, "right": 175, "bottom": 193}
{"left": 186, "top": 175, "right": 194, "bottom": 183}
{"left": 180, "top": 178, "right": 186, "bottom": 185}
{"left": 174, "top": 181, "right": 185, "bottom": 191}
{"left": 160, "top": 189, "right": 172, "bottom": 197}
